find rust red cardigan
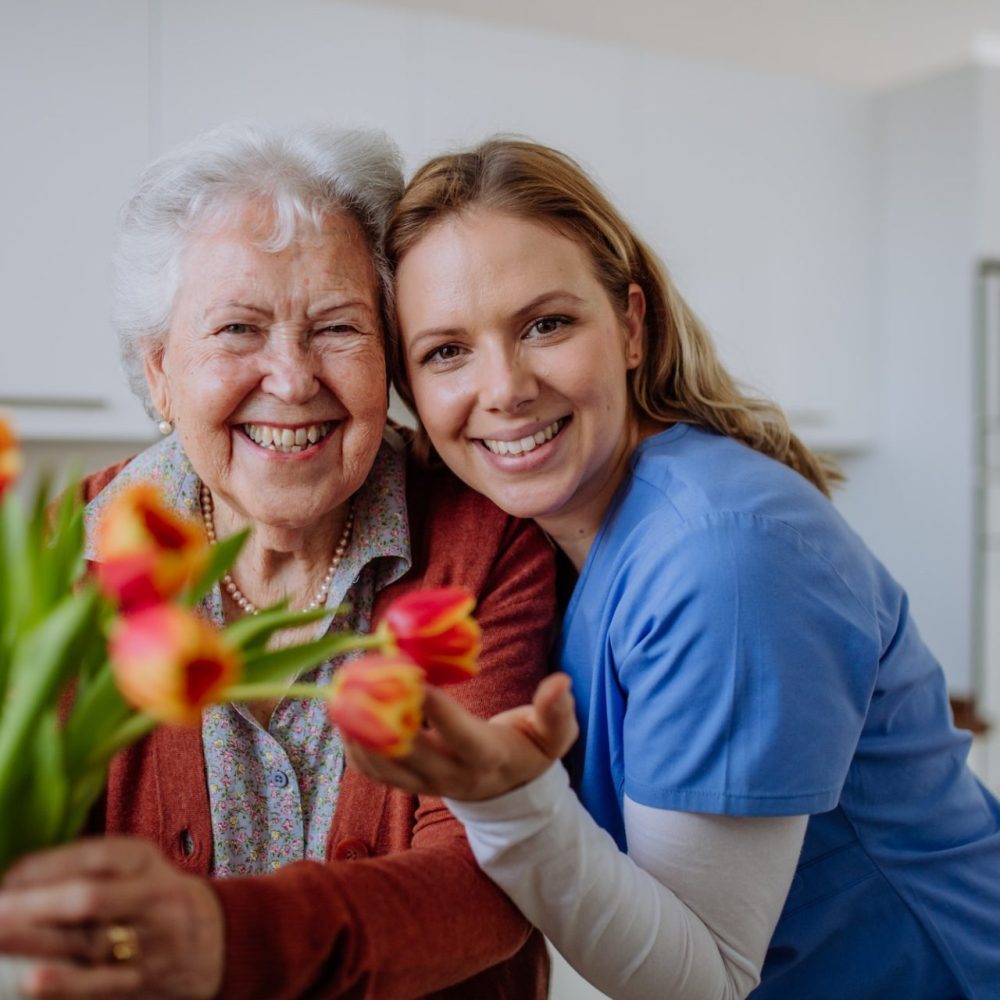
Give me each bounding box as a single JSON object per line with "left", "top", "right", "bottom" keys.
{"left": 83, "top": 455, "right": 555, "bottom": 999}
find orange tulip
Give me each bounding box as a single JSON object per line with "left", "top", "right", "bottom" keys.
{"left": 327, "top": 654, "right": 426, "bottom": 757}
{"left": 94, "top": 483, "right": 207, "bottom": 613}
{"left": 110, "top": 604, "right": 241, "bottom": 725}
{"left": 377, "top": 587, "right": 481, "bottom": 686}
{"left": 0, "top": 415, "right": 22, "bottom": 500}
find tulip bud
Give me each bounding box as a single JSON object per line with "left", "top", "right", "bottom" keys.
{"left": 0, "top": 415, "right": 23, "bottom": 501}
{"left": 94, "top": 483, "right": 208, "bottom": 613}
{"left": 378, "top": 587, "right": 481, "bottom": 686}
{"left": 110, "top": 604, "right": 241, "bottom": 725}
{"left": 327, "top": 654, "right": 426, "bottom": 758}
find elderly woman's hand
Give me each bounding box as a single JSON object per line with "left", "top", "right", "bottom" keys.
{"left": 0, "top": 837, "right": 224, "bottom": 999}
{"left": 346, "top": 673, "right": 579, "bottom": 802}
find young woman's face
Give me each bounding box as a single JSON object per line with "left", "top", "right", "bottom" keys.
{"left": 395, "top": 209, "right": 645, "bottom": 544}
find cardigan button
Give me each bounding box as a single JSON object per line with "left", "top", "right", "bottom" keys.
{"left": 334, "top": 837, "right": 370, "bottom": 860}
{"left": 179, "top": 828, "right": 195, "bottom": 857}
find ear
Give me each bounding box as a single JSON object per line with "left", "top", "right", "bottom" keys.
{"left": 142, "top": 338, "right": 172, "bottom": 421}
{"left": 622, "top": 283, "right": 646, "bottom": 370}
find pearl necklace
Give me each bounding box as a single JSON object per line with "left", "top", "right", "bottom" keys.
{"left": 198, "top": 483, "right": 354, "bottom": 617}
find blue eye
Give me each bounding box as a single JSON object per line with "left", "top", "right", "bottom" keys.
{"left": 220, "top": 323, "right": 256, "bottom": 335}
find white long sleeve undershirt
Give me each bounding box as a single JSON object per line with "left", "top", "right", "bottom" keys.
{"left": 445, "top": 763, "right": 807, "bottom": 1000}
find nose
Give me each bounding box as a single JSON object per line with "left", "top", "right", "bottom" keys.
{"left": 479, "top": 346, "right": 538, "bottom": 413}
{"left": 260, "top": 331, "right": 320, "bottom": 403}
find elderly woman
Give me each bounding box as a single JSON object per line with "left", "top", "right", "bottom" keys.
{"left": 0, "top": 126, "right": 553, "bottom": 998}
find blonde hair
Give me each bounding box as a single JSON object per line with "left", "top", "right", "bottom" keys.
{"left": 387, "top": 138, "right": 842, "bottom": 496}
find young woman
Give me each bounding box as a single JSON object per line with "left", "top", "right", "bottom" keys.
{"left": 349, "top": 138, "right": 1000, "bottom": 999}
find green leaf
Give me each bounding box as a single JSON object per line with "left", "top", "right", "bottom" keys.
{"left": 240, "top": 632, "right": 372, "bottom": 686}
{"left": 0, "top": 586, "right": 101, "bottom": 806}
{"left": 182, "top": 529, "right": 249, "bottom": 608}
{"left": 60, "top": 761, "right": 111, "bottom": 844}
{"left": 42, "top": 478, "right": 87, "bottom": 602}
{"left": 223, "top": 603, "right": 314, "bottom": 649}
{"left": 62, "top": 663, "right": 132, "bottom": 783}
{"left": 84, "top": 711, "right": 156, "bottom": 771}
{"left": 0, "top": 493, "right": 30, "bottom": 635}
{"left": 28, "top": 709, "right": 69, "bottom": 848}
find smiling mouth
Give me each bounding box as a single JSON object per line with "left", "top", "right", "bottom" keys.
{"left": 240, "top": 421, "right": 334, "bottom": 453}
{"left": 481, "top": 418, "right": 568, "bottom": 457}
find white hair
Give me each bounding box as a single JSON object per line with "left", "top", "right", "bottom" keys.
{"left": 112, "top": 123, "right": 404, "bottom": 415}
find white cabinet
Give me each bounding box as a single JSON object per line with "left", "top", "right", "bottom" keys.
{"left": 0, "top": 0, "right": 152, "bottom": 440}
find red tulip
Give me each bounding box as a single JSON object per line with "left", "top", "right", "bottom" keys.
{"left": 94, "top": 483, "right": 208, "bottom": 613}
{"left": 0, "top": 415, "right": 22, "bottom": 501}
{"left": 327, "top": 654, "right": 426, "bottom": 758}
{"left": 110, "top": 605, "right": 241, "bottom": 725}
{"left": 378, "top": 587, "right": 481, "bottom": 685}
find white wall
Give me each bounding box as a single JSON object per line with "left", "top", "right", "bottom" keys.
{"left": 4, "top": 0, "right": 985, "bottom": 697}
{"left": 3, "top": 0, "right": 877, "bottom": 452}
{"left": 834, "top": 65, "right": 1000, "bottom": 694}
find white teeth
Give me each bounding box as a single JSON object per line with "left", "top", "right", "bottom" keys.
{"left": 242, "top": 422, "right": 332, "bottom": 453}
{"left": 482, "top": 418, "right": 565, "bottom": 457}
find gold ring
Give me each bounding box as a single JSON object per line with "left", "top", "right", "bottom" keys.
{"left": 106, "top": 923, "right": 139, "bottom": 963}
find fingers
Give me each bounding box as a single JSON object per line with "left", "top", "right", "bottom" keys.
{"left": 0, "top": 873, "right": 159, "bottom": 928}
{"left": 530, "top": 673, "right": 578, "bottom": 757}
{"left": 3, "top": 839, "right": 158, "bottom": 890}
{"left": 345, "top": 729, "right": 475, "bottom": 796}
{"left": 421, "top": 688, "right": 498, "bottom": 765}
{"left": 346, "top": 676, "right": 578, "bottom": 802}
{"left": 20, "top": 959, "right": 143, "bottom": 1000}
{"left": 0, "top": 921, "right": 103, "bottom": 965}
{"left": 344, "top": 742, "right": 432, "bottom": 795}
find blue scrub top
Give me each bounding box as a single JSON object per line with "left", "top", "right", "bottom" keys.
{"left": 559, "top": 425, "right": 1000, "bottom": 999}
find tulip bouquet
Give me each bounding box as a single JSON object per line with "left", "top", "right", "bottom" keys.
{"left": 0, "top": 415, "right": 481, "bottom": 874}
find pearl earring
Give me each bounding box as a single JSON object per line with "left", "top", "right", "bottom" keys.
{"left": 157, "top": 418, "right": 173, "bottom": 435}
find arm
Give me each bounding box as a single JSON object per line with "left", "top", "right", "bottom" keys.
{"left": 447, "top": 764, "right": 806, "bottom": 1000}
{"left": 213, "top": 509, "right": 557, "bottom": 999}
{"left": 0, "top": 509, "right": 556, "bottom": 1000}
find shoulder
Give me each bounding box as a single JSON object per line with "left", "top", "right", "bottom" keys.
{"left": 627, "top": 425, "right": 829, "bottom": 524}
{"left": 609, "top": 427, "right": 864, "bottom": 580}
{"left": 80, "top": 456, "right": 135, "bottom": 504}
{"left": 404, "top": 454, "right": 544, "bottom": 580}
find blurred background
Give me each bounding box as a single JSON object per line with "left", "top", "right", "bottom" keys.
{"left": 3, "top": 5, "right": 999, "bottom": 990}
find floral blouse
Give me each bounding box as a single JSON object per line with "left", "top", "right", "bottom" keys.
{"left": 85, "top": 432, "right": 410, "bottom": 876}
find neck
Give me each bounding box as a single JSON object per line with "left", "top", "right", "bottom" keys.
{"left": 202, "top": 488, "right": 353, "bottom": 613}
{"left": 537, "top": 416, "right": 665, "bottom": 571}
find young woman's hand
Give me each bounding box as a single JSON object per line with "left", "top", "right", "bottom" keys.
{"left": 346, "top": 673, "right": 579, "bottom": 801}
{"left": 0, "top": 837, "right": 224, "bottom": 999}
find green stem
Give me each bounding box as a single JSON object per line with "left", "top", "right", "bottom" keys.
{"left": 86, "top": 712, "right": 157, "bottom": 769}
{"left": 224, "top": 682, "right": 327, "bottom": 702}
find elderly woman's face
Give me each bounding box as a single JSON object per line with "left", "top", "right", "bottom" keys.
{"left": 144, "top": 204, "right": 387, "bottom": 530}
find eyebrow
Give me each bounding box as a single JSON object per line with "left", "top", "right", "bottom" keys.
{"left": 407, "top": 289, "right": 587, "bottom": 351}
{"left": 307, "top": 298, "right": 376, "bottom": 320}
{"left": 512, "top": 290, "right": 587, "bottom": 322}
{"left": 206, "top": 300, "right": 272, "bottom": 318}
{"left": 203, "top": 298, "right": 376, "bottom": 321}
